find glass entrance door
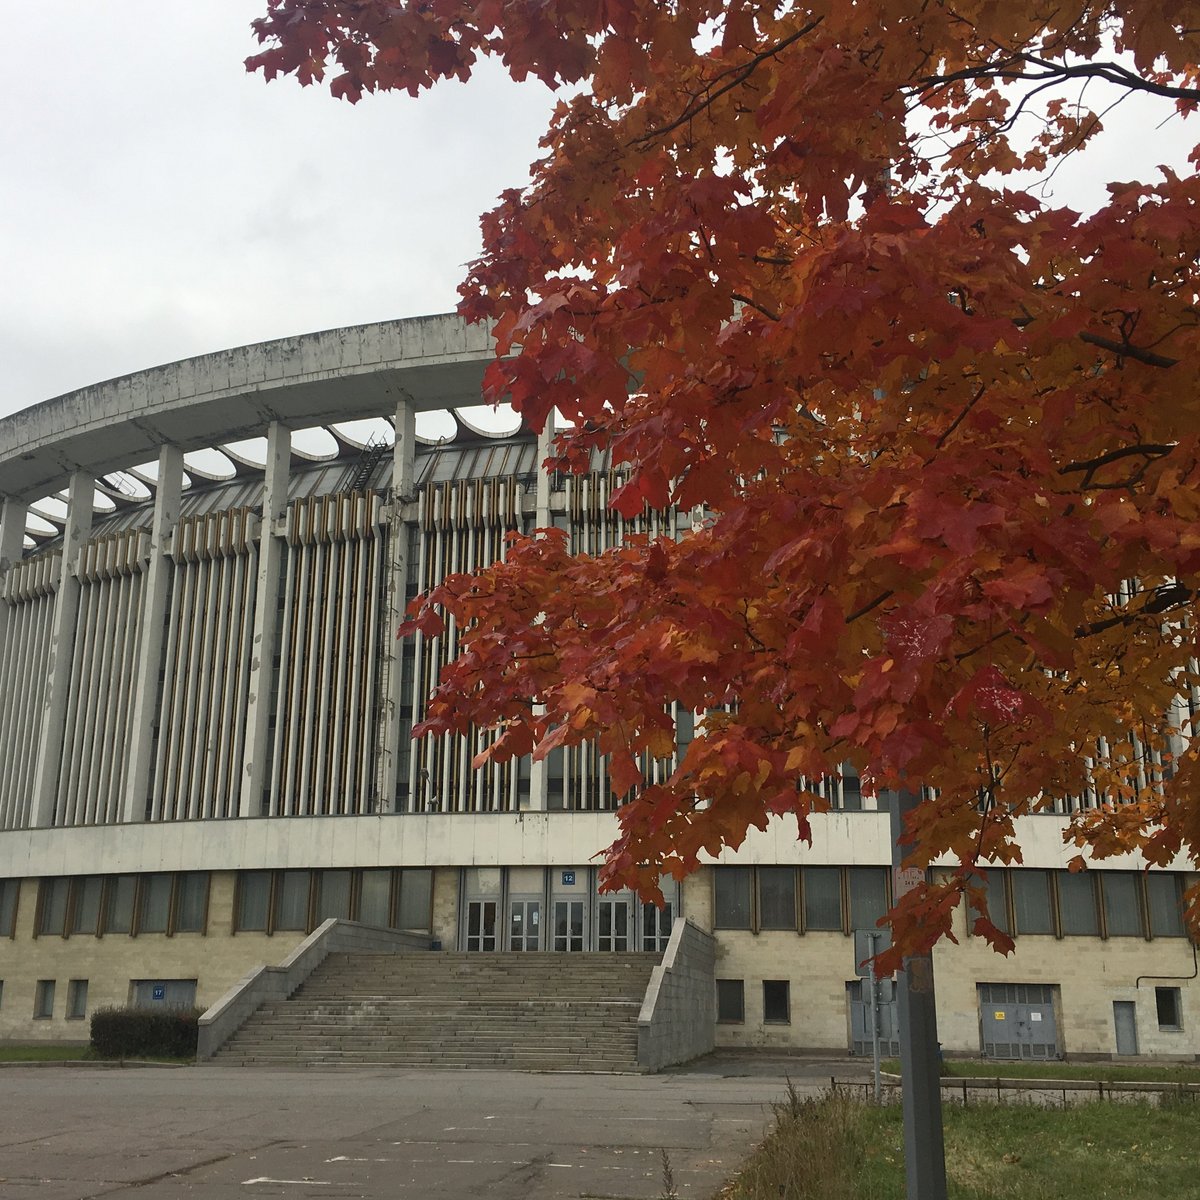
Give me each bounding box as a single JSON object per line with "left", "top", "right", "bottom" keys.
{"left": 552, "top": 900, "right": 585, "bottom": 951}
{"left": 642, "top": 900, "right": 673, "bottom": 951}
{"left": 466, "top": 900, "right": 498, "bottom": 951}
{"left": 597, "top": 897, "right": 631, "bottom": 950}
{"left": 508, "top": 899, "right": 540, "bottom": 951}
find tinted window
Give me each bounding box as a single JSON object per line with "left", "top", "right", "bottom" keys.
{"left": 758, "top": 869, "right": 797, "bottom": 930}
{"left": 398, "top": 869, "right": 433, "bottom": 931}
{"left": 803, "top": 868, "right": 842, "bottom": 930}
{"left": 237, "top": 872, "right": 271, "bottom": 932}
{"left": 763, "top": 979, "right": 790, "bottom": 1023}
{"left": 1057, "top": 873, "right": 1099, "bottom": 935}
{"left": 1102, "top": 874, "right": 1142, "bottom": 937}
{"left": 714, "top": 868, "right": 752, "bottom": 929}
{"left": 1011, "top": 871, "right": 1053, "bottom": 935}
{"left": 848, "top": 868, "right": 888, "bottom": 931}
{"left": 1147, "top": 875, "right": 1185, "bottom": 938}
{"left": 716, "top": 979, "right": 744, "bottom": 1022}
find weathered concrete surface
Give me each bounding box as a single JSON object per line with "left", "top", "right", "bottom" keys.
{"left": 0, "top": 1056, "right": 866, "bottom": 1199}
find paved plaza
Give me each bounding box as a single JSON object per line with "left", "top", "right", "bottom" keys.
{"left": 0, "top": 1055, "right": 867, "bottom": 1199}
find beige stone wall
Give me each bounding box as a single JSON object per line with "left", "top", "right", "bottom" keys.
{"left": 0, "top": 874, "right": 306, "bottom": 1043}
{"left": 431, "top": 867, "right": 459, "bottom": 949}
{"left": 688, "top": 866, "right": 1199, "bottom": 1058}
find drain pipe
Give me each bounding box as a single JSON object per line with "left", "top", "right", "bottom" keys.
{"left": 1135, "top": 940, "right": 1199, "bottom": 989}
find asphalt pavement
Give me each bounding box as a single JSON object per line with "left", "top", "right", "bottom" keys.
{"left": 0, "top": 1054, "right": 870, "bottom": 1199}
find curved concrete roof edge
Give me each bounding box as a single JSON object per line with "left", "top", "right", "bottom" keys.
{"left": 0, "top": 313, "right": 498, "bottom": 504}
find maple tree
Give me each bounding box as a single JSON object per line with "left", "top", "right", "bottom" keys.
{"left": 248, "top": 0, "right": 1200, "bottom": 963}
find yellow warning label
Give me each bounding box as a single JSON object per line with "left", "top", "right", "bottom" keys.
{"left": 993, "top": 1010, "right": 1006, "bottom": 1020}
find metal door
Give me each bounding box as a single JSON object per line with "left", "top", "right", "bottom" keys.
{"left": 979, "top": 983, "right": 1059, "bottom": 1059}
{"left": 466, "top": 900, "right": 498, "bottom": 951}
{"left": 508, "top": 899, "right": 540, "bottom": 951}
{"left": 848, "top": 979, "right": 900, "bottom": 1056}
{"left": 597, "top": 897, "right": 631, "bottom": 951}
{"left": 552, "top": 899, "right": 585, "bottom": 951}
{"left": 1114, "top": 1001, "right": 1139, "bottom": 1055}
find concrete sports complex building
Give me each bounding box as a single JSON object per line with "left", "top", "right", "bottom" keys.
{"left": 0, "top": 313, "right": 1195, "bottom": 1064}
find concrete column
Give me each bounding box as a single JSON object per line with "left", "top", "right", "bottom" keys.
{"left": 30, "top": 473, "right": 94, "bottom": 827}
{"left": 378, "top": 401, "right": 416, "bottom": 812}
{"left": 526, "top": 411, "right": 557, "bottom": 813}
{"left": 123, "top": 446, "right": 184, "bottom": 823}
{"left": 0, "top": 497, "right": 26, "bottom": 646}
{"left": 239, "top": 423, "right": 291, "bottom": 817}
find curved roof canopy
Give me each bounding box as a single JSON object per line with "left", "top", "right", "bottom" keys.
{"left": 0, "top": 314, "right": 498, "bottom": 504}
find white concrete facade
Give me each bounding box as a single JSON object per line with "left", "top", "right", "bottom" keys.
{"left": 0, "top": 315, "right": 1195, "bottom": 1059}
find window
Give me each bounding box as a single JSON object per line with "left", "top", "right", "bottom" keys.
{"left": 714, "top": 868, "right": 752, "bottom": 929}
{"left": 763, "top": 980, "right": 790, "bottom": 1024}
{"left": 71, "top": 877, "right": 103, "bottom": 935}
{"left": 716, "top": 979, "right": 745, "bottom": 1023}
{"left": 37, "top": 878, "right": 70, "bottom": 936}
{"left": 359, "top": 869, "right": 392, "bottom": 927}
{"left": 237, "top": 872, "right": 271, "bottom": 932}
{"left": 848, "top": 868, "right": 889, "bottom": 932}
{"left": 139, "top": 874, "right": 173, "bottom": 933}
{"left": 758, "top": 869, "right": 797, "bottom": 930}
{"left": 803, "top": 868, "right": 843, "bottom": 931}
{"left": 34, "top": 979, "right": 55, "bottom": 1019}
{"left": 104, "top": 876, "right": 137, "bottom": 934}
{"left": 174, "top": 874, "right": 209, "bottom": 933}
{"left": 0, "top": 879, "right": 20, "bottom": 937}
{"left": 1101, "top": 873, "right": 1143, "bottom": 937}
{"left": 66, "top": 979, "right": 88, "bottom": 1020}
{"left": 1056, "top": 872, "right": 1099, "bottom": 936}
{"left": 970, "top": 871, "right": 1010, "bottom": 934}
{"left": 1011, "top": 871, "right": 1054, "bottom": 935}
{"left": 1147, "top": 875, "right": 1186, "bottom": 938}
{"left": 234, "top": 869, "right": 434, "bottom": 936}
{"left": 1156, "top": 987, "right": 1182, "bottom": 1030}
{"left": 274, "top": 871, "right": 311, "bottom": 931}
{"left": 315, "top": 870, "right": 352, "bottom": 923}
{"left": 397, "top": 869, "right": 433, "bottom": 931}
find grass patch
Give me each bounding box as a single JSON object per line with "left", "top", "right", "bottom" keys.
{"left": 881, "top": 1058, "right": 1200, "bottom": 1085}
{"left": 0, "top": 1043, "right": 95, "bottom": 1062}
{"left": 720, "top": 1089, "right": 1200, "bottom": 1199}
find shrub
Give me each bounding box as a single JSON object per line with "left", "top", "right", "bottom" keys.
{"left": 90, "top": 1006, "right": 200, "bottom": 1059}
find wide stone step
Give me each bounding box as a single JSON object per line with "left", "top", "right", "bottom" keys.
{"left": 219, "top": 951, "right": 653, "bottom": 1073}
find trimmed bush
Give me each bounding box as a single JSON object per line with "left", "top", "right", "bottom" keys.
{"left": 90, "top": 1006, "right": 200, "bottom": 1059}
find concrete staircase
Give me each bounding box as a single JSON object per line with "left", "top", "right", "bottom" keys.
{"left": 216, "top": 951, "right": 659, "bottom": 1071}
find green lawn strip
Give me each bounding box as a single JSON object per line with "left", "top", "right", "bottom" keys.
{"left": 881, "top": 1058, "right": 1200, "bottom": 1085}
{"left": 0, "top": 1044, "right": 94, "bottom": 1062}
{"left": 721, "top": 1093, "right": 1200, "bottom": 1200}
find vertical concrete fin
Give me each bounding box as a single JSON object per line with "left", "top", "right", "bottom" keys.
{"left": 378, "top": 401, "right": 416, "bottom": 812}
{"left": 123, "top": 446, "right": 184, "bottom": 823}
{"left": 30, "top": 472, "right": 94, "bottom": 827}
{"left": 526, "top": 410, "right": 557, "bottom": 813}
{"left": 240, "top": 422, "right": 291, "bottom": 817}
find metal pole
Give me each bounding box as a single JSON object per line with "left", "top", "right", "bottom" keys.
{"left": 868, "top": 929, "right": 883, "bottom": 1103}
{"left": 889, "top": 786, "right": 948, "bottom": 1200}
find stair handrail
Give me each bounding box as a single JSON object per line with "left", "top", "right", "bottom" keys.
{"left": 196, "top": 919, "right": 434, "bottom": 1060}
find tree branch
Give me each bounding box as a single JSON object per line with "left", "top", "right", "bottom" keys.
{"left": 1078, "top": 331, "right": 1180, "bottom": 368}
{"left": 632, "top": 19, "right": 824, "bottom": 146}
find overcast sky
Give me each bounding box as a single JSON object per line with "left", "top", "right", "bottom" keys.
{"left": 0, "top": 2, "right": 555, "bottom": 421}
{"left": 1, "top": 5, "right": 1194, "bottom": 424}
